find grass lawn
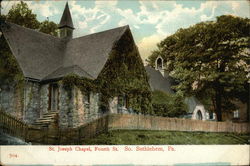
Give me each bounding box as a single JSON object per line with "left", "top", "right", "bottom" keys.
{"left": 82, "top": 130, "right": 250, "bottom": 145}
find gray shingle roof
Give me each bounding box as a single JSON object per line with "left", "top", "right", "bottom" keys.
{"left": 64, "top": 26, "right": 128, "bottom": 78}
{"left": 58, "top": 2, "right": 74, "bottom": 29}
{"left": 184, "top": 96, "right": 202, "bottom": 113}
{"left": 145, "top": 66, "right": 174, "bottom": 94}
{"left": 1, "top": 22, "right": 129, "bottom": 81}
{"left": 145, "top": 66, "right": 204, "bottom": 113}
{"left": 2, "top": 22, "right": 65, "bottom": 80}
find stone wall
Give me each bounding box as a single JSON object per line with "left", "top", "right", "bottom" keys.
{"left": 58, "top": 85, "right": 100, "bottom": 128}
{"left": 39, "top": 84, "right": 49, "bottom": 116}
{"left": 88, "top": 92, "right": 100, "bottom": 121}
{"left": 0, "top": 82, "right": 49, "bottom": 123}
{"left": 0, "top": 84, "right": 23, "bottom": 119}
{"left": 23, "top": 82, "right": 40, "bottom": 124}
{"left": 58, "top": 83, "right": 74, "bottom": 128}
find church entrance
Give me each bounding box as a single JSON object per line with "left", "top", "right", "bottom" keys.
{"left": 48, "top": 84, "right": 59, "bottom": 112}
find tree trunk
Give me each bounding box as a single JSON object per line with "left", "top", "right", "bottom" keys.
{"left": 215, "top": 82, "right": 222, "bottom": 121}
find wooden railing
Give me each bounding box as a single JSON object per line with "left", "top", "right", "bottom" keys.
{"left": 0, "top": 110, "right": 28, "bottom": 140}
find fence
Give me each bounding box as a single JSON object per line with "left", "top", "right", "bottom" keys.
{"left": 58, "top": 114, "right": 109, "bottom": 144}
{"left": 0, "top": 110, "right": 28, "bottom": 140}
{"left": 0, "top": 112, "right": 250, "bottom": 145}
{"left": 108, "top": 114, "right": 250, "bottom": 134}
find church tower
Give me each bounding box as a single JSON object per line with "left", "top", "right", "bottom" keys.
{"left": 58, "top": 2, "right": 74, "bottom": 39}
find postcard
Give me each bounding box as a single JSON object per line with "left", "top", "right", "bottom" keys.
{"left": 0, "top": 0, "right": 249, "bottom": 165}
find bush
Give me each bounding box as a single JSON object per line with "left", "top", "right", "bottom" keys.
{"left": 152, "top": 90, "right": 188, "bottom": 117}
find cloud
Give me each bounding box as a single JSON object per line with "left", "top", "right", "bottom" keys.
{"left": 230, "top": 1, "right": 250, "bottom": 18}
{"left": 137, "top": 34, "right": 166, "bottom": 62}
{"left": 69, "top": 1, "right": 113, "bottom": 35}
{"left": 26, "top": 1, "right": 60, "bottom": 18}
{"left": 95, "top": 0, "right": 117, "bottom": 8}
{"left": 1, "top": 1, "right": 17, "bottom": 15}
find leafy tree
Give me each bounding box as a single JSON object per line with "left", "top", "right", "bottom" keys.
{"left": 147, "top": 15, "right": 250, "bottom": 121}
{"left": 151, "top": 90, "right": 188, "bottom": 117}
{"left": 39, "top": 20, "right": 58, "bottom": 36}
{"left": 0, "top": 15, "right": 23, "bottom": 85}
{"left": 0, "top": 1, "right": 59, "bottom": 84}
{"left": 6, "top": 1, "right": 40, "bottom": 29}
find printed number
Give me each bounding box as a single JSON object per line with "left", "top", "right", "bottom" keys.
{"left": 9, "top": 154, "right": 18, "bottom": 158}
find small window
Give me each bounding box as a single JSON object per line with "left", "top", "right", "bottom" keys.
{"left": 118, "top": 95, "right": 129, "bottom": 108}
{"left": 118, "top": 95, "right": 124, "bottom": 107}
{"left": 209, "top": 112, "right": 213, "bottom": 119}
{"left": 233, "top": 110, "right": 239, "bottom": 118}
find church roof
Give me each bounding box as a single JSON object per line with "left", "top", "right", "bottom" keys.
{"left": 184, "top": 96, "right": 202, "bottom": 113}
{"left": 58, "top": 2, "right": 74, "bottom": 29}
{"left": 145, "top": 66, "right": 174, "bottom": 94}
{"left": 145, "top": 66, "right": 203, "bottom": 113}
{"left": 1, "top": 22, "right": 129, "bottom": 81}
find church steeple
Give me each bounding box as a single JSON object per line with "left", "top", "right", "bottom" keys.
{"left": 58, "top": 2, "right": 74, "bottom": 39}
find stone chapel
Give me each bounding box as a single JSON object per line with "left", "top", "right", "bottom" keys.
{"left": 0, "top": 2, "right": 151, "bottom": 128}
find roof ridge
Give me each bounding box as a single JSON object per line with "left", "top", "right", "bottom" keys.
{"left": 71, "top": 25, "right": 129, "bottom": 40}
{"left": 72, "top": 65, "right": 93, "bottom": 78}
{"left": 42, "top": 66, "right": 63, "bottom": 80}
{"left": 4, "top": 22, "right": 61, "bottom": 41}
{"left": 42, "top": 65, "right": 94, "bottom": 81}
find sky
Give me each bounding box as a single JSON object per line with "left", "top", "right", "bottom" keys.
{"left": 1, "top": 0, "right": 250, "bottom": 62}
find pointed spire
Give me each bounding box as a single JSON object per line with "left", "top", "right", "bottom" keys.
{"left": 58, "top": 2, "right": 74, "bottom": 29}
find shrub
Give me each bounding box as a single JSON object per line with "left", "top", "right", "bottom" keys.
{"left": 152, "top": 90, "right": 188, "bottom": 117}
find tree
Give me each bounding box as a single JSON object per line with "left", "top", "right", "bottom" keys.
{"left": 5, "top": 1, "right": 58, "bottom": 36}
{"left": 39, "top": 20, "right": 58, "bottom": 36}
{"left": 0, "top": 14, "right": 23, "bottom": 85}
{"left": 6, "top": 1, "right": 40, "bottom": 29}
{"left": 0, "top": 2, "right": 59, "bottom": 82}
{"left": 151, "top": 90, "right": 188, "bottom": 117}
{"left": 147, "top": 15, "right": 250, "bottom": 121}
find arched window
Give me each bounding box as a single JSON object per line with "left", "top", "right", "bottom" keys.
{"left": 155, "top": 56, "right": 164, "bottom": 70}
{"left": 196, "top": 110, "right": 203, "bottom": 120}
